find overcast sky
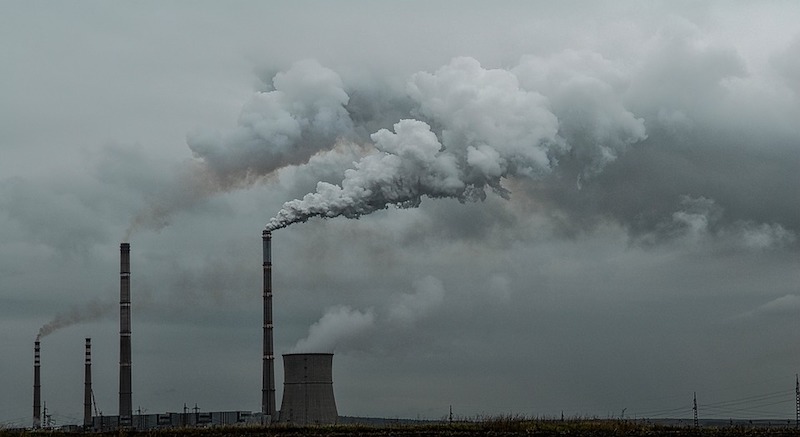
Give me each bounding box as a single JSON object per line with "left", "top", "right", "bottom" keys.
{"left": 1, "top": 1, "right": 799, "bottom": 427}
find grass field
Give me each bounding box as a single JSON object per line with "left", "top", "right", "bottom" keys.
{"left": 6, "top": 419, "right": 800, "bottom": 437}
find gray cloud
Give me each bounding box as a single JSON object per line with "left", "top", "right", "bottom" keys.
{"left": 1, "top": 1, "right": 799, "bottom": 426}
{"left": 188, "top": 59, "right": 354, "bottom": 185}
{"left": 266, "top": 55, "right": 647, "bottom": 230}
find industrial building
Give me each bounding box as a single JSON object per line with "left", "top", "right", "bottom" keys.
{"left": 30, "top": 231, "right": 340, "bottom": 429}
{"left": 88, "top": 411, "right": 259, "bottom": 431}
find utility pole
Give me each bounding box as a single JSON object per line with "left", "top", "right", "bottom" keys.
{"left": 693, "top": 392, "right": 699, "bottom": 428}
{"left": 193, "top": 403, "right": 199, "bottom": 425}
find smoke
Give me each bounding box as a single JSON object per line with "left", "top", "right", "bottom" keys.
{"left": 188, "top": 59, "right": 354, "bottom": 184}
{"left": 123, "top": 160, "right": 220, "bottom": 241}
{"left": 266, "top": 56, "right": 646, "bottom": 231}
{"left": 128, "top": 48, "right": 792, "bottom": 242}
{"left": 291, "top": 305, "right": 375, "bottom": 353}
{"left": 267, "top": 119, "right": 465, "bottom": 230}
{"left": 291, "top": 276, "right": 446, "bottom": 353}
{"left": 124, "top": 59, "right": 357, "bottom": 238}
{"left": 641, "top": 195, "right": 798, "bottom": 248}
{"left": 36, "top": 300, "right": 114, "bottom": 341}
{"left": 387, "top": 275, "right": 446, "bottom": 326}
{"left": 111, "top": 55, "right": 649, "bottom": 235}
{"left": 513, "top": 50, "right": 647, "bottom": 180}
{"left": 735, "top": 294, "right": 800, "bottom": 320}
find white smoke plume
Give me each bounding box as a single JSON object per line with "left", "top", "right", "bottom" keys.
{"left": 292, "top": 276, "right": 446, "bottom": 353}
{"left": 513, "top": 51, "right": 647, "bottom": 181}
{"left": 387, "top": 275, "right": 446, "bottom": 326}
{"left": 125, "top": 59, "right": 356, "bottom": 238}
{"left": 266, "top": 56, "right": 645, "bottom": 231}
{"left": 290, "top": 305, "right": 375, "bottom": 353}
{"left": 118, "top": 55, "right": 652, "bottom": 236}
{"left": 650, "top": 195, "right": 797, "bottom": 248}
{"left": 267, "top": 119, "right": 464, "bottom": 230}
{"left": 187, "top": 59, "right": 354, "bottom": 184}
{"left": 36, "top": 300, "right": 114, "bottom": 341}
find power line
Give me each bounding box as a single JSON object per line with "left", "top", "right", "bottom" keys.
{"left": 631, "top": 382, "right": 798, "bottom": 420}
{"left": 699, "top": 389, "right": 792, "bottom": 409}
{"left": 630, "top": 404, "right": 693, "bottom": 418}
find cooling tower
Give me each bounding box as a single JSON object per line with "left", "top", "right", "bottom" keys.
{"left": 119, "top": 243, "right": 132, "bottom": 427}
{"left": 279, "top": 353, "right": 337, "bottom": 425}
{"left": 84, "top": 338, "right": 92, "bottom": 429}
{"left": 262, "top": 230, "right": 276, "bottom": 421}
{"left": 33, "top": 340, "right": 41, "bottom": 428}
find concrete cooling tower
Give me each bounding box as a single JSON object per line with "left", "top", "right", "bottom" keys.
{"left": 279, "top": 353, "right": 337, "bottom": 425}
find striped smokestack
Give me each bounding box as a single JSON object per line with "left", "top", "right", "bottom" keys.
{"left": 33, "top": 340, "right": 41, "bottom": 428}
{"left": 262, "top": 230, "right": 276, "bottom": 421}
{"left": 119, "top": 243, "right": 132, "bottom": 427}
{"left": 84, "top": 338, "right": 92, "bottom": 429}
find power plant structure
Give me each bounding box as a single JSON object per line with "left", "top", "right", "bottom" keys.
{"left": 84, "top": 338, "right": 92, "bottom": 429}
{"left": 33, "top": 340, "right": 41, "bottom": 429}
{"left": 279, "top": 353, "right": 338, "bottom": 425}
{"left": 119, "top": 242, "right": 132, "bottom": 427}
{"left": 90, "top": 410, "right": 257, "bottom": 431}
{"left": 25, "top": 231, "right": 342, "bottom": 430}
{"left": 265, "top": 231, "right": 338, "bottom": 424}
{"left": 262, "top": 230, "right": 277, "bottom": 422}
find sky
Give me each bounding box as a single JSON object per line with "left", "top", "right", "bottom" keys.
{"left": 1, "top": 0, "right": 799, "bottom": 427}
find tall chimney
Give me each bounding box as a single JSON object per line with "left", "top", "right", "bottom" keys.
{"left": 33, "top": 340, "right": 41, "bottom": 428}
{"left": 119, "top": 243, "right": 132, "bottom": 427}
{"left": 262, "top": 230, "right": 276, "bottom": 421}
{"left": 84, "top": 338, "right": 92, "bottom": 429}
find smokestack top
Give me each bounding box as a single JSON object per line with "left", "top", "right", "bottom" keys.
{"left": 120, "top": 242, "right": 130, "bottom": 250}
{"left": 262, "top": 229, "right": 272, "bottom": 264}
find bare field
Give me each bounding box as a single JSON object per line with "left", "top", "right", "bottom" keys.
{"left": 6, "top": 420, "right": 800, "bottom": 437}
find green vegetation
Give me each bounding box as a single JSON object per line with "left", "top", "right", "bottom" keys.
{"left": 6, "top": 419, "right": 800, "bottom": 437}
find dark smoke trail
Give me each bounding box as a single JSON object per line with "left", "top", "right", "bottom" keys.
{"left": 37, "top": 301, "right": 114, "bottom": 340}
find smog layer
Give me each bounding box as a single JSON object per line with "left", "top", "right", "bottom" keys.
{"left": 1, "top": 1, "right": 799, "bottom": 427}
